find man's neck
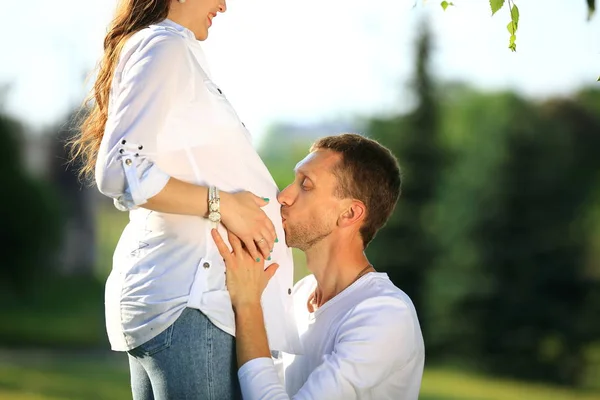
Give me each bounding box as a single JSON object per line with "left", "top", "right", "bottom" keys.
{"left": 305, "top": 236, "right": 372, "bottom": 311}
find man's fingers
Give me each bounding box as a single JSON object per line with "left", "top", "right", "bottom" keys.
{"left": 264, "top": 263, "right": 280, "bottom": 281}
{"left": 228, "top": 230, "right": 244, "bottom": 255}
{"left": 211, "top": 229, "right": 232, "bottom": 264}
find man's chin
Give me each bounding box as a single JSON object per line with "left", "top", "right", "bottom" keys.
{"left": 282, "top": 232, "right": 296, "bottom": 249}
{"left": 282, "top": 225, "right": 303, "bottom": 249}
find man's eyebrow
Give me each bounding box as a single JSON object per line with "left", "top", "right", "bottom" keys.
{"left": 293, "top": 165, "right": 316, "bottom": 183}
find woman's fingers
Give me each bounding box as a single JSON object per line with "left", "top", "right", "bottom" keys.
{"left": 255, "top": 234, "right": 272, "bottom": 259}
{"left": 239, "top": 236, "right": 261, "bottom": 262}
{"left": 252, "top": 194, "right": 277, "bottom": 254}
{"left": 222, "top": 191, "right": 279, "bottom": 262}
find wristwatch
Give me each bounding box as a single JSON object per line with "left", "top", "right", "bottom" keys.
{"left": 208, "top": 186, "right": 221, "bottom": 227}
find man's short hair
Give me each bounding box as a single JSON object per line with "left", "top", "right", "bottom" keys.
{"left": 310, "top": 133, "right": 401, "bottom": 248}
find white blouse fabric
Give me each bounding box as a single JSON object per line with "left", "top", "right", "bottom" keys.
{"left": 96, "top": 19, "right": 301, "bottom": 355}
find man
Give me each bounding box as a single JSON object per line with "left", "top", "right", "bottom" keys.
{"left": 212, "top": 133, "right": 425, "bottom": 399}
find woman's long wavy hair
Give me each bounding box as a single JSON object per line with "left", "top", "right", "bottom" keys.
{"left": 69, "top": 0, "right": 171, "bottom": 182}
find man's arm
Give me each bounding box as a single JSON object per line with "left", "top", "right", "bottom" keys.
{"left": 212, "top": 229, "right": 423, "bottom": 399}
{"left": 237, "top": 296, "right": 424, "bottom": 400}
{"left": 211, "top": 228, "right": 290, "bottom": 399}
{"left": 234, "top": 303, "right": 271, "bottom": 367}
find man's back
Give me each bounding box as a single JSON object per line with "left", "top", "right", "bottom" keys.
{"left": 282, "top": 272, "right": 425, "bottom": 399}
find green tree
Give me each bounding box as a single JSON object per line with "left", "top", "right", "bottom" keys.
{"left": 423, "top": 88, "right": 521, "bottom": 358}
{"left": 459, "top": 94, "right": 600, "bottom": 386}
{"left": 366, "top": 20, "right": 446, "bottom": 346}
{"left": 0, "top": 110, "right": 63, "bottom": 299}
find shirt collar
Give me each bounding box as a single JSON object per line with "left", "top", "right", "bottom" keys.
{"left": 156, "top": 18, "right": 197, "bottom": 41}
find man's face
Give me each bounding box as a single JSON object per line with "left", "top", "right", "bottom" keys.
{"left": 277, "top": 149, "right": 344, "bottom": 251}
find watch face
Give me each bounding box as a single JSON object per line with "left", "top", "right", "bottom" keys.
{"left": 209, "top": 212, "right": 221, "bottom": 222}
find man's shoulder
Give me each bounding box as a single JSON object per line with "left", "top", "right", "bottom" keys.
{"left": 362, "top": 273, "right": 415, "bottom": 307}
{"left": 345, "top": 273, "right": 420, "bottom": 325}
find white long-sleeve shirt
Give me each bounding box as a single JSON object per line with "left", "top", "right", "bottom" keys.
{"left": 97, "top": 19, "right": 301, "bottom": 354}
{"left": 238, "top": 273, "right": 425, "bottom": 400}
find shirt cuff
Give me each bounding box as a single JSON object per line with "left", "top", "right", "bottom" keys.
{"left": 115, "top": 157, "right": 170, "bottom": 211}
{"left": 238, "top": 357, "right": 289, "bottom": 400}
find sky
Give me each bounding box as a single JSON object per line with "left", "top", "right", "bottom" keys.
{"left": 0, "top": 0, "right": 598, "bottom": 143}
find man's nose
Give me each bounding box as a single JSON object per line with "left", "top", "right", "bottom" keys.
{"left": 277, "top": 185, "right": 293, "bottom": 205}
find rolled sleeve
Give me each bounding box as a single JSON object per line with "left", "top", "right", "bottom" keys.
{"left": 95, "top": 29, "right": 193, "bottom": 209}
{"left": 112, "top": 155, "right": 171, "bottom": 210}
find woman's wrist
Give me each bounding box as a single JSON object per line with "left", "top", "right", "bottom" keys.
{"left": 217, "top": 190, "right": 232, "bottom": 221}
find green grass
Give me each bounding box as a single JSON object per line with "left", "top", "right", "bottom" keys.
{"left": 420, "top": 369, "right": 600, "bottom": 400}
{"left": 0, "top": 354, "right": 129, "bottom": 400}
{"left": 0, "top": 276, "right": 107, "bottom": 349}
{"left": 0, "top": 357, "right": 598, "bottom": 400}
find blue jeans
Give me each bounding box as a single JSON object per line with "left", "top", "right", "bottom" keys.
{"left": 127, "top": 308, "right": 242, "bottom": 400}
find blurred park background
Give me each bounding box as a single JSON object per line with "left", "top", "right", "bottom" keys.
{"left": 1, "top": 0, "right": 600, "bottom": 399}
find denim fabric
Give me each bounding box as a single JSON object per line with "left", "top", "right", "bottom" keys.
{"left": 127, "top": 308, "right": 241, "bottom": 400}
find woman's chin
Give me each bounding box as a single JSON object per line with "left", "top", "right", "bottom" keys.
{"left": 195, "top": 28, "right": 209, "bottom": 41}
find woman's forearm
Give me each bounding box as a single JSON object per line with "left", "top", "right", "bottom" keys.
{"left": 143, "top": 177, "right": 229, "bottom": 217}
{"left": 142, "top": 178, "right": 274, "bottom": 260}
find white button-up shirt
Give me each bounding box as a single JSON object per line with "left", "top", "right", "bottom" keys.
{"left": 238, "top": 273, "right": 425, "bottom": 399}
{"left": 96, "top": 19, "right": 301, "bottom": 354}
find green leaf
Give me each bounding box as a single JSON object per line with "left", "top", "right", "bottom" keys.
{"left": 490, "top": 0, "right": 506, "bottom": 15}
{"left": 509, "top": 34, "right": 517, "bottom": 52}
{"left": 510, "top": 4, "right": 520, "bottom": 29}
{"left": 588, "top": 0, "right": 596, "bottom": 20}
{"left": 507, "top": 21, "right": 517, "bottom": 35}
{"left": 440, "top": 1, "right": 454, "bottom": 11}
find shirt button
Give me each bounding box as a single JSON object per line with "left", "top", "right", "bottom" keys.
{"left": 125, "top": 159, "right": 132, "bottom": 166}
{"left": 203, "top": 262, "right": 210, "bottom": 269}
{"left": 288, "top": 288, "right": 292, "bottom": 295}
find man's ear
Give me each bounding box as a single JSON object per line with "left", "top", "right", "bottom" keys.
{"left": 338, "top": 200, "right": 366, "bottom": 228}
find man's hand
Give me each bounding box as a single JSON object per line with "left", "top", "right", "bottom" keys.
{"left": 212, "top": 228, "right": 277, "bottom": 367}
{"left": 211, "top": 228, "right": 279, "bottom": 309}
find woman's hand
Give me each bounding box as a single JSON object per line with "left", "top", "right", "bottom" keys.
{"left": 211, "top": 229, "right": 279, "bottom": 309}
{"left": 219, "top": 191, "right": 277, "bottom": 262}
